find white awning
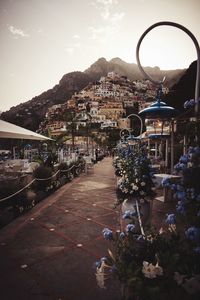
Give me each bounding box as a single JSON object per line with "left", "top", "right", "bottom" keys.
{"left": 0, "top": 119, "right": 52, "bottom": 141}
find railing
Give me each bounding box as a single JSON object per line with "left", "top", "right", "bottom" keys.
{"left": 0, "top": 162, "right": 85, "bottom": 204}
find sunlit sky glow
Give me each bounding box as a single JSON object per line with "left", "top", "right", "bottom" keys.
{"left": 0, "top": 0, "right": 199, "bottom": 112}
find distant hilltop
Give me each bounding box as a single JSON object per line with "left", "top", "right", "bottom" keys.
{"left": 1, "top": 57, "right": 186, "bottom": 131}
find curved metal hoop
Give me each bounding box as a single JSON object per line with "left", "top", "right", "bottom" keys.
{"left": 127, "top": 113, "right": 143, "bottom": 138}
{"left": 136, "top": 21, "right": 200, "bottom": 113}
{"left": 119, "top": 128, "right": 131, "bottom": 139}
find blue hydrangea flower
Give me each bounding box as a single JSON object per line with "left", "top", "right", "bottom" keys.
{"left": 176, "top": 203, "right": 186, "bottom": 215}
{"left": 171, "top": 184, "right": 177, "bottom": 191}
{"left": 165, "top": 213, "right": 176, "bottom": 225}
{"left": 184, "top": 99, "right": 195, "bottom": 109}
{"left": 100, "top": 257, "right": 107, "bottom": 262}
{"left": 194, "top": 246, "right": 200, "bottom": 254}
{"left": 188, "top": 147, "right": 195, "bottom": 154}
{"left": 119, "top": 232, "right": 126, "bottom": 240}
{"left": 94, "top": 260, "right": 101, "bottom": 268}
{"left": 162, "top": 177, "right": 171, "bottom": 187}
{"left": 126, "top": 224, "right": 135, "bottom": 233}
{"left": 179, "top": 155, "right": 188, "bottom": 164}
{"left": 122, "top": 210, "right": 137, "bottom": 219}
{"left": 174, "top": 162, "right": 187, "bottom": 171}
{"left": 136, "top": 234, "right": 144, "bottom": 241}
{"left": 176, "top": 191, "right": 186, "bottom": 200}
{"left": 194, "top": 146, "right": 200, "bottom": 154}
{"left": 176, "top": 184, "right": 185, "bottom": 192}
{"left": 102, "top": 228, "right": 114, "bottom": 240}
{"left": 185, "top": 226, "right": 200, "bottom": 242}
{"left": 110, "top": 265, "right": 118, "bottom": 273}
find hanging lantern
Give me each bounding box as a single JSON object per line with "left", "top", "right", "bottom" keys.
{"left": 139, "top": 84, "right": 177, "bottom": 171}
{"left": 145, "top": 119, "right": 170, "bottom": 139}
{"left": 139, "top": 84, "right": 177, "bottom": 138}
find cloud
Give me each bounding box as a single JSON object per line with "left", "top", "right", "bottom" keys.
{"left": 90, "top": 0, "right": 125, "bottom": 43}
{"left": 65, "top": 40, "right": 81, "bottom": 55}
{"left": 8, "top": 25, "right": 30, "bottom": 38}
{"left": 88, "top": 0, "right": 124, "bottom": 43}
{"left": 89, "top": 24, "right": 118, "bottom": 43}
{"left": 93, "top": 0, "right": 120, "bottom": 20}
{"left": 37, "top": 28, "right": 44, "bottom": 34}
{"left": 65, "top": 47, "right": 74, "bottom": 55}
{"left": 96, "top": 0, "right": 118, "bottom": 6}
{"left": 73, "top": 34, "right": 80, "bottom": 39}
{"left": 74, "top": 42, "right": 81, "bottom": 48}
{"left": 110, "top": 12, "right": 125, "bottom": 22}
{"left": 89, "top": 26, "right": 106, "bottom": 40}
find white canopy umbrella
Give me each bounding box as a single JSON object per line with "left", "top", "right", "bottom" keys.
{"left": 0, "top": 119, "right": 52, "bottom": 141}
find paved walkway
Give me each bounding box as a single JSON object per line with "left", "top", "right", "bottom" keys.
{"left": 0, "top": 157, "right": 175, "bottom": 300}
{"left": 0, "top": 157, "right": 121, "bottom": 300}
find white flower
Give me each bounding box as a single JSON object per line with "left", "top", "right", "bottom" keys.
{"left": 141, "top": 182, "right": 146, "bottom": 186}
{"left": 117, "top": 178, "right": 122, "bottom": 185}
{"left": 146, "top": 235, "right": 154, "bottom": 243}
{"left": 142, "top": 261, "right": 163, "bottom": 279}
{"left": 131, "top": 183, "right": 138, "bottom": 191}
{"left": 95, "top": 261, "right": 110, "bottom": 289}
{"left": 168, "top": 224, "right": 176, "bottom": 233}
{"left": 159, "top": 227, "right": 165, "bottom": 235}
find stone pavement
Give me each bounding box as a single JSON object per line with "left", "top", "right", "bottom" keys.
{"left": 0, "top": 157, "right": 122, "bottom": 300}
{"left": 0, "top": 157, "right": 175, "bottom": 300}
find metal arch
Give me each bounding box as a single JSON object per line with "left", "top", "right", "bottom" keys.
{"left": 127, "top": 113, "right": 143, "bottom": 138}
{"left": 136, "top": 21, "right": 200, "bottom": 114}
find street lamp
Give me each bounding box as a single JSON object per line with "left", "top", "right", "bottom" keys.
{"left": 136, "top": 21, "right": 200, "bottom": 172}
{"left": 138, "top": 83, "right": 176, "bottom": 171}
{"left": 84, "top": 112, "right": 92, "bottom": 155}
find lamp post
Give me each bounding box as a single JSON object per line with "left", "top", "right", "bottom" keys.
{"left": 136, "top": 21, "right": 200, "bottom": 173}
{"left": 85, "top": 112, "right": 92, "bottom": 155}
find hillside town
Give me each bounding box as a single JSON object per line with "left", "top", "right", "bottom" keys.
{"left": 38, "top": 72, "right": 168, "bottom": 144}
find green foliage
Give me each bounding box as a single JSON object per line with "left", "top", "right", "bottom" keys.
{"left": 33, "top": 165, "right": 53, "bottom": 191}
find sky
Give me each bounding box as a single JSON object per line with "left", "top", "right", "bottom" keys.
{"left": 0, "top": 0, "right": 200, "bottom": 112}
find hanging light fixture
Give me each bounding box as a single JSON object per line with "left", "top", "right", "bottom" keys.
{"left": 139, "top": 83, "right": 177, "bottom": 139}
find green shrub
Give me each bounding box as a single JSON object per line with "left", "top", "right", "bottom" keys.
{"left": 33, "top": 165, "right": 53, "bottom": 191}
